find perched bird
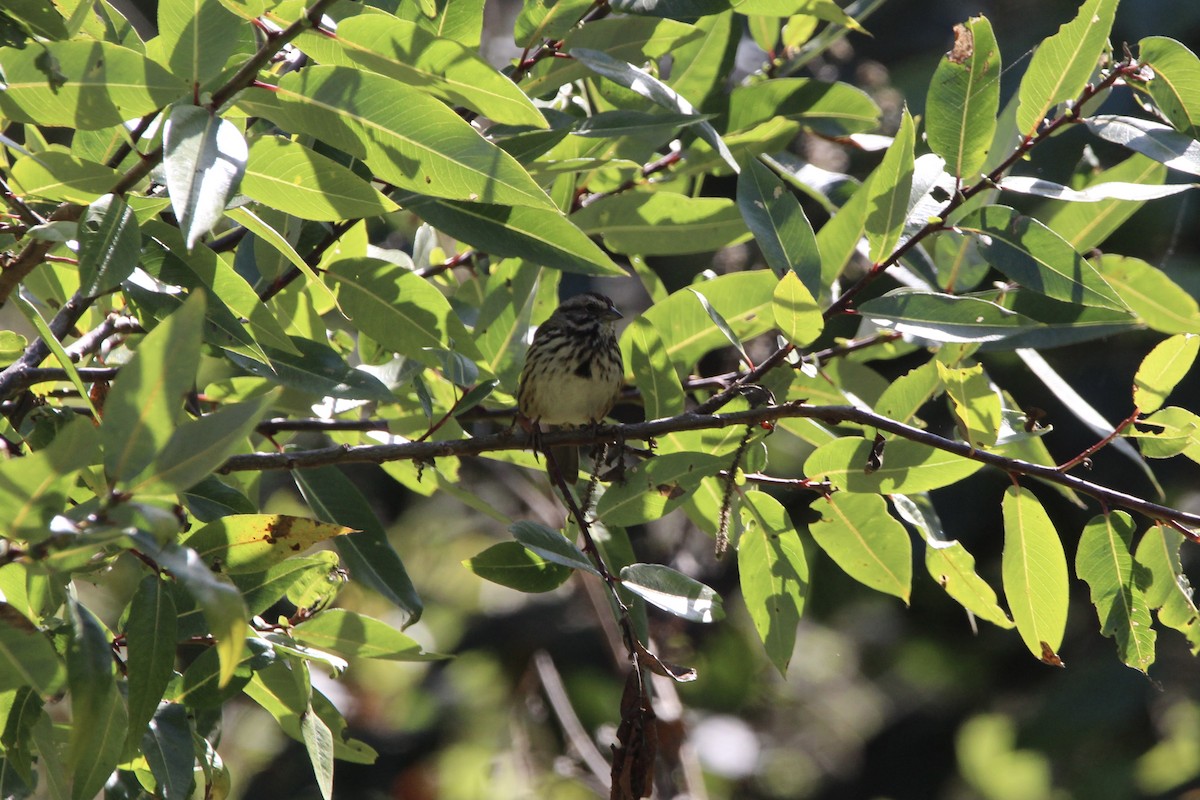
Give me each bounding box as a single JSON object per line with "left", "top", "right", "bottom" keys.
{"left": 517, "top": 292, "right": 624, "bottom": 484}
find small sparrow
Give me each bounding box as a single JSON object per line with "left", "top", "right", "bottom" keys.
{"left": 517, "top": 292, "right": 624, "bottom": 483}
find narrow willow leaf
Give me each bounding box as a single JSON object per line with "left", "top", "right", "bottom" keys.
{"left": 242, "top": 136, "right": 397, "bottom": 221}
{"left": 292, "top": 610, "right": 442, "bottom": 661}
{"left": 462, "top": 542, "right": 572, "bottom": 593}
{"left": 77, "top": 194, "right": 139, "bottom": 296}
{"left": 164, "top": 106, "right": 248, "bottom": 250}
{"left": 102, "top": 292, "right": 205, "bottom": 483}
{"left": 235, "top": 66, "right": 553, "bottom": 209}
{"left": 1133, "top": 334, "right": 1199, "bottom": 414}
{"left": 771, "top": 271, "right": 823, "bottom": 348}
{"left": 925, "top": 16, "right": 1001, "bottom": 179}
{"left": 224, "top": 206, "right": 339, "bottom": 310}
{"left": 1138, "top": 36, "right": 1200, "bottom": 138}
{"left": 936, "top": 361, "right": 1002, "bottom": 448}
{"left": 571, "top": 47, "right": 739, "bottom": 173}
{"left": 732, "top": 0, "right": 863, "bottom": 30}
{"left": 998, "top": 176, "right": 1192, "bottom": 203}
{"left": 157, "top": 0, "right": 243, "bottom": 88}
{"left": 1001, "top": 486, "right": 1068, "bottom": 663}
{"left": 1095, "top": 254, "right": 1200, "bottom": 334}
{"left": 737, "top": 159, "right": 821, "bottom": 289}
{"left": 225, "top": 338, "right": 394, "bottom": 402}
{"left": 596, "top": 452, "right": 724, "bottom": 525}
{"left": 514, "top": 0, "right": 595, "bottom": 48}
{"left": 810, "top": 492, "right": 911, "bottom": 603}
{"left": 510, "top": 521, "right": 598, "bottom": 575}
{"left": 181, "top": 515, "right": 354, "bottom": 574}
{"left": 619, "top": 564, "right": 724, "bottom": 622}
{"left": 690, "top": 288, "right": 751, "bottom": 365}
{"left": 0, "top": 41, "right": 188, "bottom": 130}
{"left": 294, "top": 466, "right": 423, "bottom": 625}
{"left": 866, "top": 107, "right": 915, "bottom": 264}
{"left": 12, "top": 296, "right": 98, "bottom": 421}
{"left": 1076, "top": 512, "right": 1155, "bottom": 672}
{"left": 738, "top": 490, "right": 809, "bottom": 675}
{"left": 627, "top": 318, "right": 685, "bottom": 419}
{"left": 141, "top": 704, "right": 195, "bottom": 800}
{"left": 300, "top": 703, "right": 335, "bottom": 800}
{"left": 1015, "top": 0, "right": 1119, "bottom": 136}
{"left": 124, "top": 577, "right": 178, "bottom": 749}
{"left": 728, "top": 78, "right": 880, "bottom": 136}
{"left": 0, "top": 418, "right": 98, "bottom": 544}
{"left": 1084, "top": 115, "right": 1200, "bottom": 176}
{"left": 804, "top": 437, "right": 983, "bottom": 493}
{"left": 401, "top": 195, "right": 623, "bottom": 275}
{"left": 66, "top": 600, "right": 126, "bottom": 800}
{"left": 571, "top": 192, "right": 750, "bottom": 256}
{"left": 956, "top": 206, "right": 1126, "bottom": 310}
{"left": 1041, "top": 154, "right": 1168, "bottom": 251}
{"left": 892, "top": 494, "right": 1013, "bottom": 629}
{"left": 860, "top": 290, "right": 1041, "bottom": 344}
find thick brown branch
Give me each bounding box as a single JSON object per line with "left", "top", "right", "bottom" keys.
{"left": 218, "top": 402, "right": 1200, "bottom": 531}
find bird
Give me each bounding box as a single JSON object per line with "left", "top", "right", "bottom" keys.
{"left": 517, "top": 292, "right": 624, "bottom": 485}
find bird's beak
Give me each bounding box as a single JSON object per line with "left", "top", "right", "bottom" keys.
{"left": 604, "top": 303, "right": 622, "bottom": 322}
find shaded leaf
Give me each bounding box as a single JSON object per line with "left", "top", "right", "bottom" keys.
{"left": 164, "top": 105, "right": 248, "bottom": 249}
{"left": 737, "top": 159, "right": 821, "bottom": 289}
{"left": 738, "top": 490, "right": 809, "bottom": 674}
{"left": 1084, "top": 115, "right": 1200, "bottom": 176}
{"left": 462, "top": 542, "right": 572, "bottom": 593}
{"left": 510, "top": 521, "right": 598, "bottom": 575}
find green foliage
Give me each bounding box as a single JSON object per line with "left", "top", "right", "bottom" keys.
{"left": 2, "top": 0, "right": 1200, "bottom": 796}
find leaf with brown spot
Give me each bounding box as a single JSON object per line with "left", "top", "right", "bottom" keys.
{"left": 180, "top": 514, "right": 355, "bottom": 575}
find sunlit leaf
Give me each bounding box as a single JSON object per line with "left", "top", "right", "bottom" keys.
{"left": 925, "top": 16, "right": 1001, "bottom": 179}
{"left": 1001, "top": 486, "right": 1068, "bottom": 663}
{"left": 1076, "top": 512, "right": 1155, "bottom": 672}
{"left": 810, "top": 492, "right": 911, "bottom": 602}
{"left": 619, "top": 564, "right": 724, "bottom": 622}
{"left": 1133, "top": 334, "right": 1199, "bottom": 414}
{"left": 738, "top": 490, "right": 809, "bottom": 675}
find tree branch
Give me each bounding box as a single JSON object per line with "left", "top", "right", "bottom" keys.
{"left": 218, "top": 402, "right": 1200, "bottom": 532}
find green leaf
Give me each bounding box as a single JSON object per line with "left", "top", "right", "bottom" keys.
{"left": 936, "top": 361, "right": 1002, "bottom": 448}
{"left": 76, "top": 194, "right": 139, "bottom": 295}
{"left": 510, "top": 521, "right": 598, "bottom": 575}
{"left": 232, "top": 552, "right": 344, "bottom": 616}
{"left": 224, "top": 205, "right": 340, "bottom": 310}
{"left": 102, "top": 292, "right": 205, "bottom": 483}
{"left": 627, "top": 318, "right": 686, "bottom": 420}
{"left": 134, "top": 388, "right": 278, "bottom": 495}
{"left": 140, "top": 703, "right": 196, "bottom": 800}
{"left": 66, "top": 600, "right": 126, "bottom": 800}
{"left": 514, "top": 0, "right": 595, "bottom": 48}
{"left": 317, "top": 16, "right": 547, "bottom": 128}
{"left": 875, "top": 361, "right": 942, "bottom": 428}
{"left": 619, "top": 270, "right": 776, "bottom": 376}
{"left": 596, "top": 452, "right": 724, "bottom": 525}
{"left": 1138, "top": 36, "right": 1200, "bottom": 138}
{"left": 728, "top": 78, "right": 880, "bottom": 136}
{"left": 1128, "top": 406, "right": 1200, "bottom": 459}
{"left": 1001, "top": 486, "right": 1068, "bottom": 663}
{"left": 1133, "top": 334, "right": 1199, "bottom": 414}
{"left": 1135, "top": 525, "right": 1200, "bottom": 653}
{"left": 326, "top": 257, "right": 483, "bottom": 369}
{"left": 157, "top": 0, "right": 243, "bottom": 88}
{"left": 0, "top": 612, "right": 63, "bottom": 695}
{"left": 1015, "top": 0, "right": 1118, "bottom": 136}
{"left": 956, "top": 205, "right": 1126, "bottom": 310}
{"left": 163, "top": 105, "right": 248, "bottom": 250}
{"left": 925, "top": 16, "right": 1001, "bottom": 179}
{"left": 226, "top": 337, "right": 395, "bottom": 402}
{"left": 292, "top": 610, "right": 442, "bottom": 661}
{"left": 242, "top": 136, "right": 397, "bottom": 221}
{"left": 771, "top": 271, "right": 823, "bottom": 348}
{"left": 243, "top": 670, "right": 377, "bottom": 764}
{"left": 300, "top": 703, "right": 335, "bottom": 800}
{"left": 181, "top": 514, "right": 353, "bottom": 575}
{"left": 865, "top": 107, "right": 915, "bottom": 264}
{"left": 1094, "top": 254, "right": 1200, "bottom": 334}
{"left": 1076, "top": 512, "right": 1155, "bottom": 672}
{"left": 738, "top": 490, "right": 809, "bottom": 674}
{"left": 0, "top": 416, "right": 98, "bottom": 545}
{"left": 859, "top": 290, "right": 1042, "bottom": 344}
{"left": 1, "top": 0, "right": 68, "bottom": 38}
{"left": 738, "top": 159, "right": 822, "bottom": 290}
{"left": 610, "top": 0, "right": 731, "bottom": 17}
{"left": 1084, "top": 115, "right": 1200, "bottom": 176}
{"left": 810, "top": 492, "right": 911, "bottom": 603}
{"left": 235, "top": 66, "right": 553, "bottom": 209}
{"left": 572, "top": 192, "right": 750, "bottom": 256}
{"left": 462, "top": 542, "right": 572, "bottom": 593}
{"left": 12, "top": 296, "right": 98, "bottom": 420}
{"left": 619, "top": 564, "right": 724, "bottom": 622}
{"left": 295, "top": 466, "right": 423, "bottom": 625}
{"left": 892, "top": 494, "right": 1013, "bottom": 629}
{"left": 8, "top": 150, "right": 121, "bottom": 204}
{"left": 124, "top": 577, "right": 178, "bottom": 750}
{"left": 571, "top": 47, "right": 738, "bottom": 173}
{"left": 997, "top": 175, "right": 1191, "bottom": 203}
{"left": 401, "top": 196, "right": 623, "bottom": 276}
{"left": 1040, "top": 154, "right": 1168, "bottom": 251}
{"left": 805, "top": 436, "right": 983, "bottom": 493}
{"left": 0, "top": 41, "right": 187, "bottom": 130}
